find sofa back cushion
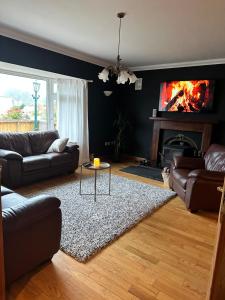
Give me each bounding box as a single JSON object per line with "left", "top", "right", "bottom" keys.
{"left": 0, "top": 132, "right": 32, "bottom": 156}
{"left": 204, "top": 144, "right": 225, "bottom": 172}
{"left": 28, "top": 130, "right": 59, "bottom": 154}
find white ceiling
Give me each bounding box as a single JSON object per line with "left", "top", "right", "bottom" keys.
{"left": 1, "top": 0, "right": 225, "bottom": 68}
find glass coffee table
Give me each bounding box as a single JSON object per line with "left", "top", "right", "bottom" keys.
{"left": 79, "top": 162, "right": 111, "bottom": 201}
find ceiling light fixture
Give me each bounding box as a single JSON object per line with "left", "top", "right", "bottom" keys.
{"left": 98, "top": 12, "right": 137, "bottom": 85}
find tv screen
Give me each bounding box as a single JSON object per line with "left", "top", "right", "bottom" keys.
{"left": 159, "top": 80, "right": 215, "bottom": 112}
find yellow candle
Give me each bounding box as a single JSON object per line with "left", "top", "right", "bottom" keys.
{"left": 93, "top": 158, "right": 100, "bottom": 167}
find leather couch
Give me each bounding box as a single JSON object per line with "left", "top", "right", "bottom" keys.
{"left": 0, "top": 130, "right": 79, "bottom": 188}
{"left": 169, "top": 144, "right": 225, "bottom": 212}
{"left": 1, "top": 185, "right": 61, "bottom": 285}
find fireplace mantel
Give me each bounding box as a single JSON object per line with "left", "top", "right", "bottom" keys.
{"left": 149, "top": 117, "right": 216, "bottom": 166}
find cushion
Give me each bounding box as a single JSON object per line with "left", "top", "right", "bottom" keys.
{"left": 23, "top": 155, "right": 51, "bottom": 172}
{"left": 43, "top": 152, "right": 72, "bottom": 166}
{"left": 47, "top": 138, "right": 69, "bottom": 153}
{"left": 28, "top": 130, "right": 59, "bottom": 154}
{"left": 0, "top": 132, "right": 32, "bottom": 156}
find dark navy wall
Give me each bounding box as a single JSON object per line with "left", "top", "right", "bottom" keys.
{"left": 0, "top": 35, "right": 117, "bottom": 156}
{"left": 2, "top": 35, "right": 225, "bottom": 160}
{"left": 117, "top": 64, "right": 225, "bottom": 159}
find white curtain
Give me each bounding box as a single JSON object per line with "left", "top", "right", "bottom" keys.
{"left": 57, "top": 78, "right": 89, "bottom": 164}
{"left": 46, "top": 79, "right": 56, "bottom": 130}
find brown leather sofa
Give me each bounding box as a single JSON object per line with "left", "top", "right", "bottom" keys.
{"left": 169, "top": 144, "right": 225, "bottom": 212}
{"left": 1, "top": 185, "right": 61, "bottom": 285}
{"left": 0, "top": 130, "right": 79, "bottom": 188}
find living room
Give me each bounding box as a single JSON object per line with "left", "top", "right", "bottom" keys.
{"left": 0, "top": 1, "right": 225, "bottom": 299}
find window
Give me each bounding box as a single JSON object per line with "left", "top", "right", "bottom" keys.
{"left": 0, "top": 73, "right": 48, "bottom": 132}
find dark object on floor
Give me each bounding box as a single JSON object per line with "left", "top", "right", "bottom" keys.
{"left": 140, "top": 159, "right": 152, "bottom": 167}
{"left": 1, "top": 185, "right": 62, "bottom": 286}
{"left": 169, "top": 144, "right": 225, "bottom": 212}
{"left": 0, "top": 130, "right": 79, "bottom": 188}
{"left": 120, "top": 165, "right": 163, "bottom": 182}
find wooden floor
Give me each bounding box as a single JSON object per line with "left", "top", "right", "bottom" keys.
{"left": 7, "top": 163, "right": 218, "bottom": 300}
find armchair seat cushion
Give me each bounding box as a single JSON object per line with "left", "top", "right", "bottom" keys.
{"left": 23, "top": 155, "right": 50, "bottom": 172}
{"left": 173, "top": 156, "right": 205, "bottom": 169}
{"left": 43, "top": 152, "right": 73, "bottom": 166}
{"left": 172, "top": 169, "right": 189, "bottom": 189}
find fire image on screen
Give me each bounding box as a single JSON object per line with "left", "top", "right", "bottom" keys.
{"left": 159, "top": 80, "right": 214, "bottom": 112}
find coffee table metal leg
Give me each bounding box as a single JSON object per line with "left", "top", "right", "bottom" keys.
{"left": 109, "top": 166, "right": 111, "bottom": 195}
{"left": 79, "top": 165, "right": 82, "bottom": 195}
{"left": 94, "top": 169, "right": 97, "bottom": 202}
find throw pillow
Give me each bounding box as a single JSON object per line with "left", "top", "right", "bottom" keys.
{"left": 47, "top": 138, "right": 69, "bottom": 153}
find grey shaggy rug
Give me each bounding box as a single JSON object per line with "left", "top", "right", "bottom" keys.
{"left": 33, "top": 174, "right": 176, "bottom": 262}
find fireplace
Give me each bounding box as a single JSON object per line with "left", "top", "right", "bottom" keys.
{"left": 160, "top": 134, "right": 198, "bottom": 167}
{"left": 149, "top": 117, "right": 216, "bottom": 167}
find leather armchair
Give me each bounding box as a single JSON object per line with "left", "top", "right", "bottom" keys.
{"left": 2, "top": 187, "right": 61, "bottom": 285}
{"left": 169, "top": 144, "right": 225, "bottom": 212}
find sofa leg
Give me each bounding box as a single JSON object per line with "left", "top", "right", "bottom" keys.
{"left": 190, "top": 209, "right": 198, "bottom": 213}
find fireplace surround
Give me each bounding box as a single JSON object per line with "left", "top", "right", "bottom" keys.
{"left": 149, "top": 117, "right": 216, "bottom": 167}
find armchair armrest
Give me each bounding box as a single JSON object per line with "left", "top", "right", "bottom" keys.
{"left": 2, "top": 195, "right": 61, "bottom": 233}
{"left": 188, "top": 169, "right": 225, "bottom": 182}
{"left": 64, "top": 142, "right": 79, "bottom": 153}
{"left": 173, "top": 156, "right": 205, "bottom": 170}
{"left": 0, "top": 149, "right": 23, "bottom": 161}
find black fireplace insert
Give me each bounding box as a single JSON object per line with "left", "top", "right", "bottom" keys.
{"left": 160, "top": 134, "right": 199, "bottom": 167}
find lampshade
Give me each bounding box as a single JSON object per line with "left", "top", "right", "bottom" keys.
{"left": 33, "top": 81, "right": 40, "bottom": 93}
{"left": 98, "top": 68, "right": 109, "bottom": 82}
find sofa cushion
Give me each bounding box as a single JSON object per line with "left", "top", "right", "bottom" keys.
{"left": 43, "top": 152, "right": 72, "bottom": 166}
{"left": 28, "top": 130, "right": 59, "bottom": 155}
{"left": 0, "top": 132, "right": 32, "bottom": 156}
{"left": 172, "top": 169, "right": 190, "bottom": 189}
{"left": 2, "top": 192, "right": 26, "bottom": 209}
{"left": 47, "top": 138, "right": 69, "bottom": 153}
{"left": 23, "top": 155, "right": 51, "bottom": 172}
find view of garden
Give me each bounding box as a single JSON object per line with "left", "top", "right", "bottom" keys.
{"left": 0, "top": 73, "right": 47, "bottom": 131}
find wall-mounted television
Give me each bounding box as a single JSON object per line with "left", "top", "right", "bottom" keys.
{"left": 159, "top": 80, "right": 215, "bottom": 112}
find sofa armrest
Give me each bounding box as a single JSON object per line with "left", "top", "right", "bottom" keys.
{"left": 2, "top": 195, "right": 61, "bottom": 233}
{"left": 173, "top": 156, "right": 205, "bottom": 170}
{"left": 188, "top": 169, "right": 225, "bottom": 181}
{"left": 0, "top": 149, "right": 23, "bottom": 161}
{"left": 64, "top": 142, "right": 79, "bottom": 153}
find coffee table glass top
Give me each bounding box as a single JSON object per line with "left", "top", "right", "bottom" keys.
{"left": 82, "top": 162, "right": 110, "bottom": 171}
